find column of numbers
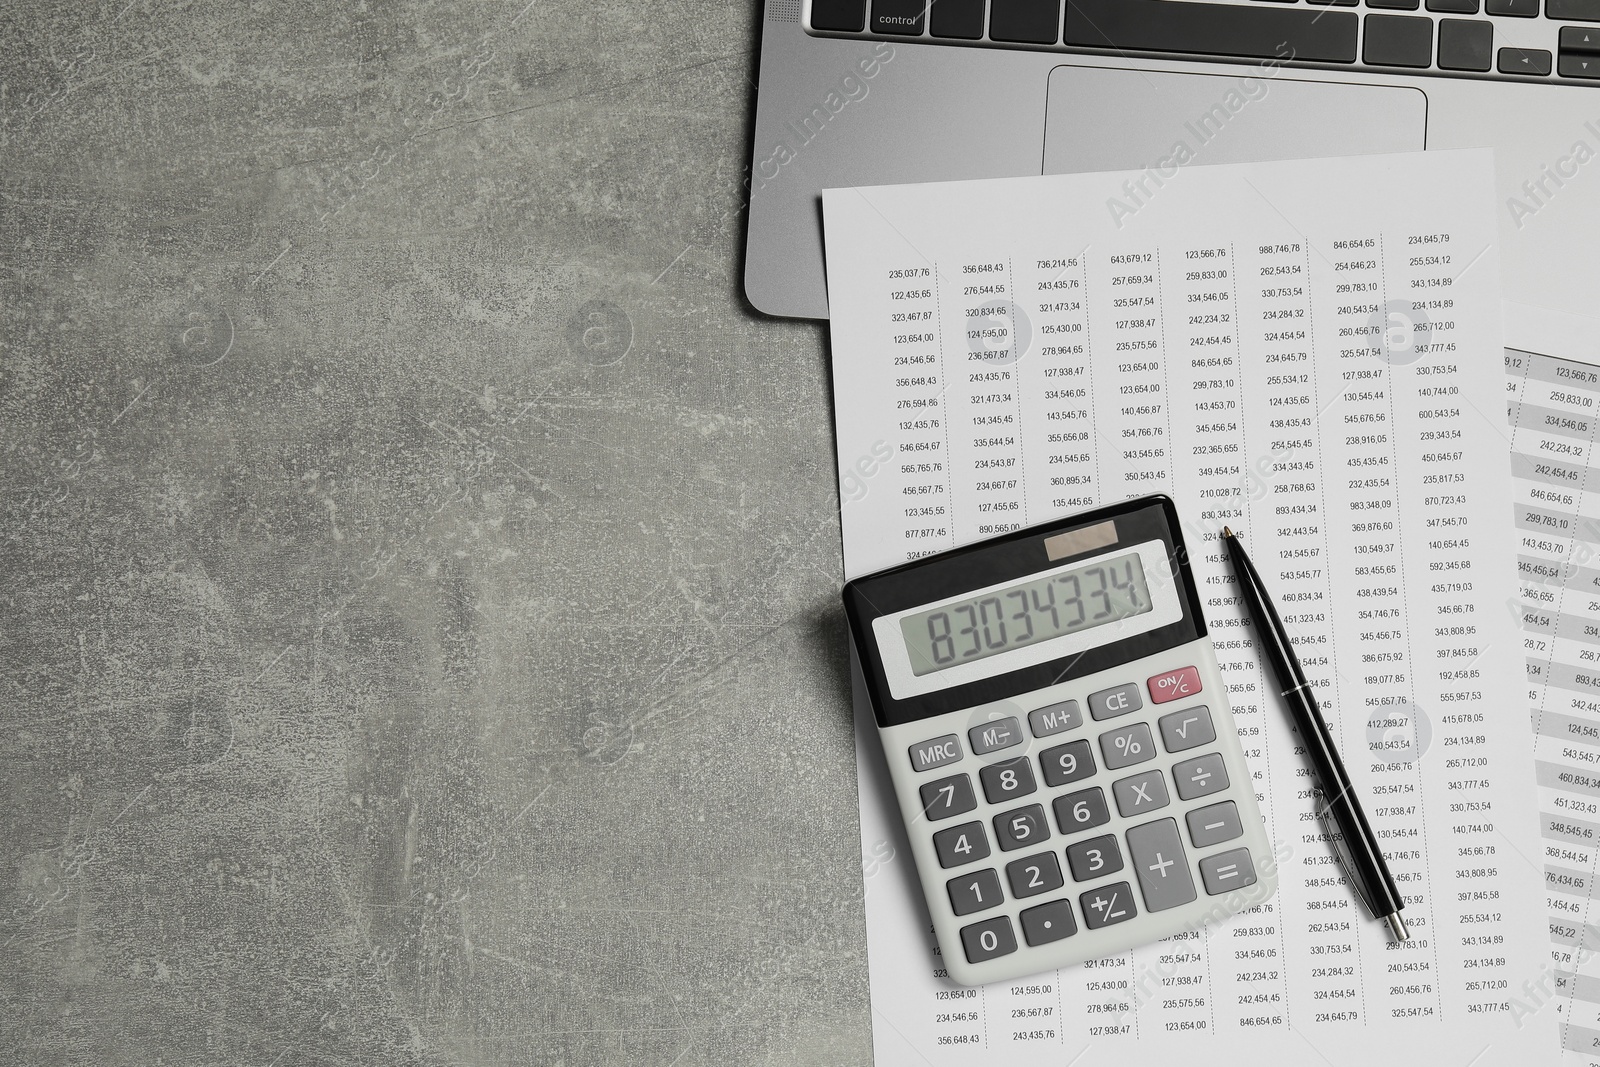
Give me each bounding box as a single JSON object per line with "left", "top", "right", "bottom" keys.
{"left": 1094, "top": 250, "right": 1169, "bottom": 497}
{"left": 888, "top": 265, "right": 947, "bottom": 560}
{"left": 950, "top": 259, "right": 1026, "bottom": 540}
{"left": 1019, "top": 254, "right": 1096, "bottom": 515}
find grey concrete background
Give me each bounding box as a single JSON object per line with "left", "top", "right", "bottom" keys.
{"left": 1, "top": 3, "right": 872, "bottom": 1064}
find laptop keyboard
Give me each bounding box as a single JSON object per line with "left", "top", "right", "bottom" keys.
{"left": 806, "top": 0, "right": 1600, "bottom": 81}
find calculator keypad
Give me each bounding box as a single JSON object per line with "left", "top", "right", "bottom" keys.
{"left": 892, "top": 648, "right": 1273, "bottom": 979}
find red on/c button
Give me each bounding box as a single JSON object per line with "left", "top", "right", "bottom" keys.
{"left": 1148, "top": 666, "right": 1202, "bottom": 703}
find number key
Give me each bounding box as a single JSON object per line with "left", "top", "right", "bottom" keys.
{"left": 1065, "top": 834, "right": 1125, "bottom": 881}
{"left": 1039, "top": 739, "right": 1096, "bottom": 787}
{"left": 993, "top": 803, "right": 1049, "bottom": 851}
{"left": 960, "top": 915, "right": 1017, "bottom": 963}
{"left": 948, "top": 867, "right": 1004, "bottom": 915}
{"left": 1005, "top": 851, "right": 1065, "bottom": 898}
{"left": 920, "top": 773, "right": 977, "bottom": 821}
{"left": 981, "top": 756, "right": 1037, "bottom": 803}
{"left": 932, "top": 821, "right": 991, "bottom": 868}
{"left": 1052, "top": 787, "right": 1110, "bottom": 835}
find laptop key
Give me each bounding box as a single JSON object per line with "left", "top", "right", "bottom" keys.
{"left": 1062, "top": 0, "right": 1358, "bottom": 63}
{"left": 1306, "top": 0, "right": 1358, "bottom": 6}
{"left": 811, "top": 0, "right": 868, "bottom": 31}
{"left": 1559, "top": 52, "right": 1600, "bottom": 75}
{"left": 1549, "top": 0, "right": 1600, "bottom": 20}
{"left": 1426, "top": 0, "right": 1477, "bottom": 11}
{"left": 930, "top": 0, "right": 986, "bottom": 38}
{"left": 1363, "top": 13, "right": 1434, "bottom": 66}
{"left": 990, "top": 0, "right": 1061, "bottom": 43}
{"left": 1498, "top": 46, "right": 1551, "bottom": 73}
{"left": 1366, "top": 0, "right": 1421, "bottom": 8}
{"left": 1559, "top": 25, "right": 1600, "bottom": 51}
{"left": 1485, "top": 0, "right": 1537, "bottom": 13}
{"left": 872, "top": 0, "right": 927, "bottom": 34}
{"left": 1438, "top": 18, "right": 1493, "bottom": 70}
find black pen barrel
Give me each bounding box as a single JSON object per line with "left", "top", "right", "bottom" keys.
{"left": 1224, "top": 532, "right": 1406, "bottom": 922}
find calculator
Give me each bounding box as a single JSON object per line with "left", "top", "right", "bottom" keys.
{"left": 843, "top": 496, "right": 1277, "bottom": 986}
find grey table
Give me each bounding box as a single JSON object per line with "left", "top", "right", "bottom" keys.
{"left": 1, "top": 4, "right": 870, "bottom": 1064}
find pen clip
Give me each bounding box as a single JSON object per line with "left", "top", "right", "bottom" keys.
{"left": 1311, "top": 786, "right": 1378, "bottom": 918}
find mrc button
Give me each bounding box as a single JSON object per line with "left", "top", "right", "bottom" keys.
{"left": 909, "top": 733, "right": 962, "bottom": 772}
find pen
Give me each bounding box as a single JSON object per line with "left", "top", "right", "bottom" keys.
{"left": 1222, "top": 526, "right": 1410, "bottom": 941}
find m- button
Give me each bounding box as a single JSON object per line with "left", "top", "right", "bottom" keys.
{"left": 969, "top": 716, "right": 1024, "bottom": 755}
{"left": 909, "top": 733, "right": 962, "bottom": 772}
{"left": 1148, "top": 665, "right": 1202, "bottom": 704}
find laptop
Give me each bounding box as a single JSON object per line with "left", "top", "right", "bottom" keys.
{"left": 744, "top": 0, "right": 1600, "bottom": 320}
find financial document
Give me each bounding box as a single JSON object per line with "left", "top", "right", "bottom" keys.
{"left": 1504, "top": 303, "right": 1600, "bottom": 1065}
{"left": 824, "top": 151, "right": 1556, "bottom": 1064}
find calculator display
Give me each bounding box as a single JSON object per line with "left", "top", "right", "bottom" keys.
{"left": 899, "top": 552, "right": 1152, "bottom": 676}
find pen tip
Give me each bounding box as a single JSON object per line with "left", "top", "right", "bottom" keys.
{"left": 1386, "top": 913, "right": 1410, "bottom": 941}
{"left": 1222, "top": 526, "right": 1233, "bottom": 538}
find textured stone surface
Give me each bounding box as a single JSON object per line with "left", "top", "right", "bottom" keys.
{"left": 0, "top": 3, "right": 870, "bottom": 1064}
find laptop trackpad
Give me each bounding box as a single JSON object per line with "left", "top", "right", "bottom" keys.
{"left": 1043, "top": 65, "right": 1426, "bottom": 175}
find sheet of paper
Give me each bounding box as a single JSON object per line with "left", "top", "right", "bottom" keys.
{"left": 824, "top": 151, "right": 1555, "bottom": 1065}
{"left": 1504, "top": 302, "right": 1600, "bottom": 1065}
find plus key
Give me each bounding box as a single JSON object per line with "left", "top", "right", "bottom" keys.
{"left": 1147, "top": 665, "right": 1202, "bottom": 704}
